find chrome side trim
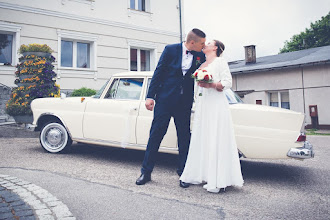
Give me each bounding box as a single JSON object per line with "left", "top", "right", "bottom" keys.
{"left": 287, "top": 141, "right": 315, "bottom": 159}
{"left": 73, "top": 137, "right": 179, "bottom": 154}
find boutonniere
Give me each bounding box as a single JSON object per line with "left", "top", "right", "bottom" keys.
{"left": 196, "top": 57, "right": 201, "bottom": 66}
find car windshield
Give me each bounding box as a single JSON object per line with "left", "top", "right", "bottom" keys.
{"left": 93, "top": 80, "right": 109, "bottom": 99}
{"left": 225, "top": 89, "right": 244, "bottom": 104}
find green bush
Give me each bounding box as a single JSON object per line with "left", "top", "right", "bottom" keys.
{"left": 71, "top": 87, "right": 96, "bottom": 97}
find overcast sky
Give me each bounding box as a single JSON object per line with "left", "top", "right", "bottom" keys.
{"left": 183, "top": 0, "right": 330, "bottom": 61}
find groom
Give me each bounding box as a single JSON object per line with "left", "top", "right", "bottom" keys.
{"left": 136, "top": 28, "right": 206, "bottom": 188}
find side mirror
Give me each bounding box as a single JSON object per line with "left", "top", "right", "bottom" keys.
{"left": 61, "top": 93, "right": 67, "bottom": 99}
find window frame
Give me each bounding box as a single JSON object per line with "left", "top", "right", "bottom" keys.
{"left": 128, "top": 0, "right": 150, "bottom": 12}
{"left": 268, "top": 91, "right": 290, "bottom": 109}
{"left": 104, "top": 77, "right": 145, "bottom": 101}
{"left": 0, "top": 22, "right": 21, "bottom": 68}
{"left": 127, "top": 40, "right": 157, "bottom": 72}
{"left": 57, "top": 30, "right": 98, "bottom": 72}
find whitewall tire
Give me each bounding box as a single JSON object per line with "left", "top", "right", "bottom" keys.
{"left": 40, "top": 122, "right": 72, "bottom": 153}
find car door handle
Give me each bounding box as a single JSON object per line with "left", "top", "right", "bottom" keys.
{"left": 132, "top": 108, "right": 138, "bottom": 111}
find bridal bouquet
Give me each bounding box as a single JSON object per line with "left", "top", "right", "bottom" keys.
{"left": 192, "top": 69, "right": 213, "bottom": 96}
{"left": 192, "top": 69, "right": 213, "bottom": 83}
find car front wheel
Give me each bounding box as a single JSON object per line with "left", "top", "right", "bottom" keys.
{"left": 40, "top": 122, "right": 72, "bottom": 153}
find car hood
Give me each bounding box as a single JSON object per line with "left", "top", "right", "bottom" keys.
{"left": 31, "top": 97, "right": 93, "bottom": 111}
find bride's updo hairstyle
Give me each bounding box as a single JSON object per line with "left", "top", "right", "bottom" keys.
{"left": 214, "top": 40, "right": 225, "bottom": 57}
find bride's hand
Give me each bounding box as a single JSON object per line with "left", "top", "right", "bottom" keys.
{"left": 198, "top": 82, "right": 214, "bottom": 88}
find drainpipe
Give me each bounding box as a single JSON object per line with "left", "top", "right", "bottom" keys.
{"left": 178, "top": 0, "right": 183, "bottom": 43}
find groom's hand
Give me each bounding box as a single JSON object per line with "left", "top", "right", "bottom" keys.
{"left": 145, "top": 99, "right": 155, "bottom": 111}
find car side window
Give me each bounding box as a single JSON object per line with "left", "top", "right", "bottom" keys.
{"left": 104, "top": 79, "right": 119, "bottom": 99}
{"left": 105, "top": 78, "right": 144, "bottom": 100}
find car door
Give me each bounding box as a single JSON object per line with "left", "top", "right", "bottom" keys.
{"left": 83, "top": 77, "right": 144, "bottom": 144}
{"left": 136, "top": 78, "right": 178, "bottom": 150}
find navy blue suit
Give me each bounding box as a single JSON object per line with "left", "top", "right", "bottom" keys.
{"left": 142, "top": 43, "right": 205, "bottom": 176}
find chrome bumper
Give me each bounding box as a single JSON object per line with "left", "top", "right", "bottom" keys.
{"left": 26, "top": 124, "right": 37, "bottom": 132}
{"left": 287, "top": 141, "right": 315, "bottom": 159}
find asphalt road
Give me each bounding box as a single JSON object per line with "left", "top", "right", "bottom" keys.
{"left": 0, "top": 125, "right": 329, "bottom": 219}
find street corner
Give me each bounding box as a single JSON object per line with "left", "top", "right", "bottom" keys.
{"left": 0, "top": 174, "right": 75, "bottom": 220}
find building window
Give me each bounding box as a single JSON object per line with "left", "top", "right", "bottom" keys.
{"left": 130, "top": 48, "right": 151, "bottom": 71}
{"left": 57, "top": 30, "right": 98, "bottom": 71}
{"left": 0, "top": 33, "right": 13, "bottom": 65}
{"left": 0, "top": 22, "right": 21, "bottom": 67}
{"left": 269, "top": 91, "right": 290, "bottom": 109}
{"left": 60, "top": 40, "right": 90, "bottom": 68}
{"left": 129, "top": 0, "right": 149, "bottom": 12}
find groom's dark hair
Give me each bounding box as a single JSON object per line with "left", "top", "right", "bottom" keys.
{"left": 187, "top": 28, "right": 206, "bottom": 43}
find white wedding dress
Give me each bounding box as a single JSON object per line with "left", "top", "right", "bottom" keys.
{"left": 180, "top": 57, "right": 244, "bottom": 193}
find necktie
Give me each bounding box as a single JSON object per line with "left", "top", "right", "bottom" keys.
{"left": 186, "top": 50, "right": 192, "bottom": 55}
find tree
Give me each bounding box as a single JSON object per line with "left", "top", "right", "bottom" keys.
{"left": 279, "top": 12, "right": 330, "bottom": 53}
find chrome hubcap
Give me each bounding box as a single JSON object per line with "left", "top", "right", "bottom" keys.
{"left": 46, "top": 128, "right": 62, "bottom": 146}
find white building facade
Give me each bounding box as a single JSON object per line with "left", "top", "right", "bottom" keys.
{"left": 230, "top": 45, "right": 330, "bottom": 129}
{"left": 0, "top": 0, "right": 184, "bottom": 91}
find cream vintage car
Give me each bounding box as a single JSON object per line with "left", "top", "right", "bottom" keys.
{"left": 28, "top": 71, "right": 314, "bottom": 160}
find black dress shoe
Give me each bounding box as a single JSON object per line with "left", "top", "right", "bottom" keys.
{"left": 136, "top": 173, "right": 151, "bottom": 185}
{"left": 179, "top": 180, "right": 190, "bottom": 188}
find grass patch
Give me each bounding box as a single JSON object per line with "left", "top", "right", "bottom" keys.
{"left": 306, "top": 129, "right": 330, "bottom": 136}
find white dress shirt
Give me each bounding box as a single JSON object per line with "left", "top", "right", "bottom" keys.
{"left": 182, "top": 43, "right": 193, "bottom": 75}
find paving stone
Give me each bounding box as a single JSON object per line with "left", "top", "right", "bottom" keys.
{"left": 16, "top": 181, "right": 31, "bottom": 186}
{"left": 1, "top": 183, "right": 14, "bottom": 188}
{"left": 59, "top": 217, "right": 76, "bottom": 220}
{"left": 6, "top": 185, "right": 21, "bottom": 190}
{"left": 10, "top": 200, "right": 25, "bottom": 207}
{"left": 52, "top": 205, "right": 72, "bottom": 218}
{"left": 13, "top": 188, "right": 28, "bottom": 194}
{"left": 0, "top": 212, "right": 14, "bottom": 219}
{"left": 3, "top": 177, "right": 17, "bottom": 181}
{"left": 0, "top": 191, "right": 12, "bottom": 197}
{"left": 22, "top": 196, "right": 38, "bottom": 204}
{"left": 0, "top": 206, "right": 11, "bottom": 213}
{"left": 43, "top": 196, "right": 58, "bottom": 203}
{"left": 37, "top": 192, "right": 53, "bottom": 199}
{"left": 17, "top": 192, "right": 33, "bottom": 198}
{"left": 32, "top": 203, "right": 48, "bottom": 210}
{"left": 38, "top": 215, "right": 55, "bottom": 220}
{"left": 20, "top": 216, "right": 37, "bottom": 220}
{"left": 24, "top": 185, "right": 41, "bottom": 191}
{"left": 46, "top": 200, "right": 64, "bottom": 207}
{"left": 35, "top": 209, "right": 52, "bottom": 215}
{"left": 5, "top": 194, "right": 21, "bottom": 203}
{"left": 0, "top": 175, "right": 9, "bottom": 178}
{"left": 12, "top": 204, "right": 32, "bottom": 212}
{"left": 0, "top": 203, "right": 8, "bottom": 208}
{"left": 15, "top": 209, "right": 34, "bottom": 217}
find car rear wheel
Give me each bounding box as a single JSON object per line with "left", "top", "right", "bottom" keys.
{"left": 40, "top": 122, "right": 72, "bottom": 153}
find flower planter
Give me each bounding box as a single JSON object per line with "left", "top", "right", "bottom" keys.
{"left": 19, "top": 75, "right": 35, "bottom": 80}
{"left": 16, "top": 83, "right": 37, "bottom": 87}
{"left": 13, "top": 115, "right": 33, "bottom": 124}
{"left": 22, "top": 52, "right": 51, "bottom": 58}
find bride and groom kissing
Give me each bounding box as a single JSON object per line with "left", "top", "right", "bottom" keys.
{"left": 136, "top": 28, "right": 243, "bottom": 193}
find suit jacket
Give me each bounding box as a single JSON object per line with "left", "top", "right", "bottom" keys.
{"left": 147, "top": 43, "right": 205, "bottom": 110}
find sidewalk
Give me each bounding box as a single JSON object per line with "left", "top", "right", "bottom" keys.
{"left": 0, "top": 174, "right": 75, "bottom": 220}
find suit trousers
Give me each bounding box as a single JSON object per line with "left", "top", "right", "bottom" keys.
{"left": 141, "top": 99, "right": 192, "bottom": 176}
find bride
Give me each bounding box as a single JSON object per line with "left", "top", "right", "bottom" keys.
{"left": 180, "top": 40, "right": 244, "bottom": 193}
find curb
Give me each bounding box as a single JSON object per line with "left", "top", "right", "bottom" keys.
{"left": 0, "top": 174, "right": 75, "bottom": 220}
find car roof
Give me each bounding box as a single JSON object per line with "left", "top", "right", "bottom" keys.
{"left": 112, "top": 71, "right": 154, "bottom": 78}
